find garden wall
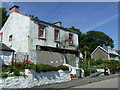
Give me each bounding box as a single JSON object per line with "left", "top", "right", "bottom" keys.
{"left": 0, "top": 69, "right": 71, "bottom": 88}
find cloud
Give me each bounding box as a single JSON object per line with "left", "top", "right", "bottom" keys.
{"left": 84, "top": 13, "right": 118, "bottom": 32}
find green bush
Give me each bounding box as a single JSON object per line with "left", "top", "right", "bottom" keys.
{"left": 0, "top": 72, "right": 7, "bottom": 77}
{"left": 96, "top": 59, "right": 103, "bottom": 65}
{"left": 13, "top": 66, "right": 20, "bottom": 76}
{"left": 84, "top": 69, "right": 90, "bottom": 73}
{"left": 103, "top": 60, "right": 111, "bottom": 64}
{"left": 57, "top": 65, "right": 69, "bottom": 70}
{"left": 36, "top": 64, "right": 55, "bottom": 72}
{"left": 91, "top": 68, "right": 97, "bottom": 73}
{"left": 36, "top": 64, "right": 69, "bottom": 73}
{"left": 83, "top": 68, "right": 97, "bottom": 73}
{"left": 24, "top": 62, "right": 35, "bottom": 69}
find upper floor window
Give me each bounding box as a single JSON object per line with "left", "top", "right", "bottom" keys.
{"left": 9, "top": 35, "right": 13, "bottom": 42}
{"left": 38, "top": 24, "right": 46, "bottom": 39}
{"left": 69, "top": 33, "right": 74, "bottom": 44}
{"left": 54, "top": 29, "right": 60, "bottom": 42}
{"left": 0, "top": 32, "right": 3, "bottom": 42}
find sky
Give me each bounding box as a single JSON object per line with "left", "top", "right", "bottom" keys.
{"left": 2, "top": 2, "right": 119, "bottom": 50}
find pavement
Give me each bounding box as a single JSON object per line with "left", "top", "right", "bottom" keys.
{"left": 33, "top": 73, "right": 120, "bottom": 89}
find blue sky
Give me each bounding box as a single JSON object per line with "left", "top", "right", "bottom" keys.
{"left": 2, "top": 2, "right": 118, "bottom": 49}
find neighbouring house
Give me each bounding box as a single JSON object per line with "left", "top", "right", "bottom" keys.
{"left": 0, "top": 5, "right": 82, "bottom": 67}
{"left": 91, "top": 46, "right": 120, "bottom": 61}
{"left": 0, "top": 42, "right": 14, "bottom": 65}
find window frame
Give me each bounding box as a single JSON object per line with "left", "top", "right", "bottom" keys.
{"left": 54, "top": 29, "right": 60, "bottom": 42}
{"left": 38, "top": 24, "right": 46, "bottom": 40}
{"left": 9, "top": 35, "right": 13, "bottom": 42}
{"left": 0, "top": 32, "right": 3, "bottom": 42}
{"left": 68, "top": 33, "right": 74, "bottom": 44}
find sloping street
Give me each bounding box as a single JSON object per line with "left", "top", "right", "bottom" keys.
{"left": 72, "top": 77, "right": 118, "bottom": 88}
{"left": 33, "top": 73, "right": 119, "bottom": 89}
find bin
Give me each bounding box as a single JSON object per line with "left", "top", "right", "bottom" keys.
{"left": 76, "top": 69, "right": 82, "bottom": 78}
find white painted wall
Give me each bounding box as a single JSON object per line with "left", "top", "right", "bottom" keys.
{"left": 0, "top": 69, "right": 71, "bottom": 88}
{"left": 0, "top": 12, "right": 30, "bottom": 53}
{"left": 29, "top": 20, "right": 78, "bottom": 50}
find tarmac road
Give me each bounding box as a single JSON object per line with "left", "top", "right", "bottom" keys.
{"left": 72, "top": 77, "right": 118, "bottom": 88}
{"left": 33, "top": 73, "right": 119, "bottom": 89}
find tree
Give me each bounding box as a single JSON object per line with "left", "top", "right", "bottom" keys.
{"left": 0, "top": 8, "right": 9, "bottom": 29}
{"left": 83, "top": 45, "right": 89, "bottom": 69}
{"left": 80, "top": 31, "right": 114, "bottom": 53}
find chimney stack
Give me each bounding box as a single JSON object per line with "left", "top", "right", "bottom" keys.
{"left": 53, "top": 21, "right": 62, "bottom": 27}
{"left": 9, "top": 5, "right": 19, "bottom": 15}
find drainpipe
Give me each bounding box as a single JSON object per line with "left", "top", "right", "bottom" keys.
{"left": 28, "top": 36, "right": 30, "bottom": 60}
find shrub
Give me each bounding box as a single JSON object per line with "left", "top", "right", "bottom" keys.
{"left": 57, "top": 65, "right": 69, "bottom": 70}
{"left": 13, "top": 66, "right": 20, "bottom": 76}
{"left": 103, "top": 60, "right": 111, "bottom": 64}
{"left": 36, "top": 64, "right": 55, "bottom": 72}
{"left": 0, "top": 72, "right": 7, "bottom": 77}
{"left": 2, "top": 65, "right": 13, "bottom": 72}
{"left": 24, "top": 62, "right": 35, "bottom": 69}
{"left": 96, "top": 59, "right": 103, "bottom": 65}
{"left": 36, "top": 64, "right": 69, "bottom": 73}
{"left": 91, "top": 68, "right": 97, "bottom": 73}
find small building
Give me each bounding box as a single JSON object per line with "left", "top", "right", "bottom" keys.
{"left": 0, "top": 42, "right": 14, "bottom": 65}
{"left": 91, "top": 46, "right": 120, "bottom": 61}
{"left": 0, "top": 5, "right": 81, "bottom": 67}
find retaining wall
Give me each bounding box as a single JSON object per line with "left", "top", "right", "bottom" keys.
{"left": 0, "top": 69, "right": 71, "bottom": 88}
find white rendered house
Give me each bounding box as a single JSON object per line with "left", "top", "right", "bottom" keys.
{"left": 0, "top": 5, "right": 82, "bottom": 67}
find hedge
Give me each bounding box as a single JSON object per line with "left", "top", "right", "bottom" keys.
{"left": 36, "top": 64, "right": 69, "bottom": 73}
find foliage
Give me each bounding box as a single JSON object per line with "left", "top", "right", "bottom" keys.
{"left": 24, "top": 60, "right": 35, "bottom": 69}
{"left": 0, "top": 72, "right": 7, "bottom": 77}
{"left": 7, "top": 74, "right": 28, "bottom": 77}
{"left": 69, "top": 28, "right": 114, "bottom": 54}
{"left": 95, "top": 59, "right": 103, "bottom": 65}
{"left": 0, "top": 8, "right": 9, "bottom": 29}
{"left": 83, "top": 68, "right": 97, "bottom": 73}
{"left": 12, "top": 66, "right": 20, "bottom": 76}
{"left": 90, "top": 59, "right": 119, "bottom": 72}
{"left": 2, "top": 66, "right": 11, "bottom": 72}
{"left": 36, "top": 64, "right": 69, "bottom": 73}
{"left": 57, "top": 65, "right": 69, "bottom": 70}
{"left": 36, "top": 64, "right": 55, "bottom": 72}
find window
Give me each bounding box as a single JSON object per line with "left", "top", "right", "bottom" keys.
{"left": 69, "top": 33, "right": 73, "bottom": 44}
{"left": 0, "top": 32, "right": 3, "bottom": 42}
{"left": 9, "top": 35, "right": 13, "bottom": 42}
{"left": 54, "top": 29, "right": 60, "bottom": 42}
{"left": 38, "top": 24, "right": 46, "bottom": 39}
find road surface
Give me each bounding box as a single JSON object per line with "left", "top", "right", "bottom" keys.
{"left": 72, "top": 77, "right": 119, "bottom": 88}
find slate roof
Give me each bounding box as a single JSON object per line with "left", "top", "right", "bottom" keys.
{"left": 30, "top": 17, "right": 79, "bottom": 34}
{"left": 0, "top": 42, "right": 14, "bottom": 52}
{"left": 91, "top": 46, "right": 120, "bottom": 56}
{"left": 102, "top": 46, "right": 119, "bottom": 56}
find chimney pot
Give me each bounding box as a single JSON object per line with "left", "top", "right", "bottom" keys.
{"left": 53, "top": 21, "right": 62, "bottom": 27}
{"left": 9, "top": 5, "right": 19, "bottom": 15}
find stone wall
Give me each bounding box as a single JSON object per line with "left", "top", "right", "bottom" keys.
{"left": 36, "top": 50, "right": 63, "bottom": 66}
{"left": 0, "top": 69, "right": 71, "bottom": 88}
{"left": 65, "top": 53, "right": 76, "bottom": 67}
{"left": 36, "top": 50, "right": 77, "bottom": 67}
{"left": 92, "top": 47, "right": 108, "bottom": 60}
